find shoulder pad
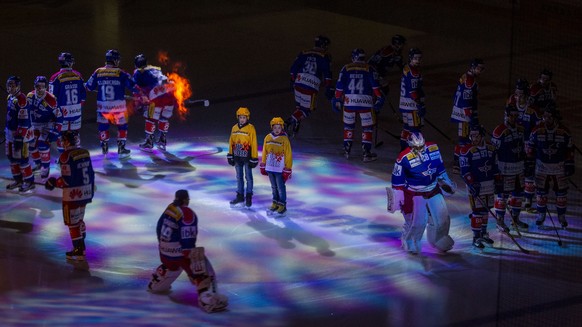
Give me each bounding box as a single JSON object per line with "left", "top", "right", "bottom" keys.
{"left": 396, "top": 148, "right": 411, "bottom": 162}
{"left": 492, "top": 124, "right": 507, "bottom": 137}
{"left": 164, "top": 204, "right": 183, "bottom": 220}
{"left": 44, "top": 93, "right": 58, "bottom": 107}
{"left": 403, "top": 65, "right": 411, "bottom": 75}
{"left": 426, "top": 143, "right": 439, "bottom": 152}
{"left": 16, "top": 93, "right": 27, "bottom": 107}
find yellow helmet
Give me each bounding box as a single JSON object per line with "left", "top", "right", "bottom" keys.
{"left": 270, "top": 117, "right": 285, "bottom": 129}
{"left": 236, "top": 107, "right": 250, "bottom": 119}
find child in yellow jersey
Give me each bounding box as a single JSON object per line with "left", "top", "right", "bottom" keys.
{"left": 260, "top": 117, "right": 293, "bottom": 216}
{"left": 227, "top": 107, "right": 258, "bottom": 208}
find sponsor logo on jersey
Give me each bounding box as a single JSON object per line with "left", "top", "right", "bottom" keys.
{"left": 181, "top": 226, "right": 197, "bottom": 239}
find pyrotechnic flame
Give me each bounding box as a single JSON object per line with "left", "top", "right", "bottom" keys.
{"left": 167, "top": 72, "right": 192, "bottom": 121}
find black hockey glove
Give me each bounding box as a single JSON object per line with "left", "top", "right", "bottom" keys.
{"left": 249, "top": 158, "right": 258, "bottom": 168}
{"left": 227, "top": 154, "right": 235, "bottom": 166}
{"left": 45, "top": 177, "right": 57, "bottom": 191}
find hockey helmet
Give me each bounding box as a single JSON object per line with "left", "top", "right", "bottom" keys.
{"left": 173, "top": 189, "right": 190, "bottom": 205}
{"left": 6, "top": 76, "right": 21, "bottom": 94}
{"left": 236, "top": 107, "right": 250, "bottom": 119}
{"left": 61, "top": 130, "right": 79, "bottom": 147}
{"left": 314, "top": 35, "right": 331, "bottom": 50}
{"left": 407, "top": 132, "right": 426, "bottom": 155}
{"left": 105, "top": 49, "right": 121, "bottom": 66}
{"left": 34, "top": 75, "right": 48, "bottom": 87}
{"left": 540, "top": 68, "right": 553, "bottom": 80}
{"left": 351, "top": 48, "right": 366, "bottom": 62}
{"left": 392, "top": 34, "right": 407, "bottom": 46}
{"left": 58, "top": 52, "right": 75, "bottom": 68}
{"left": 470, "top": 58, "right": 485, "bottom": 68}
{"left": 408, "top": 48, "right": 423, "bottom": 62}
{"left": 515, "top": 78, "right": 529, "bottom": 93}
{"left": 270, "top": 117, "right": 285, "bottom": 129}
{"left": 134, "top": 54, "right": 147, "bottom": 68}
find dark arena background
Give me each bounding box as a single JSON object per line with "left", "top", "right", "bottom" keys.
{"left": 1, "top": 1, "right": 581, "bottom": 326}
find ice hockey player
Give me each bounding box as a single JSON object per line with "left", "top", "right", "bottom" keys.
{"left": 260, "top": 117, "right": 293, "bottom": 216}
{"left": 388, "top": 132, "right": 456, "bottom": 254}
{"left": 147, "top": 190, "right": 228, "bottom": 313}
{"left": 528, "top": 69, "right": 557, "bottom": 112}
{"left": 133, "top": 54, "right": 177, "bottom": 151}
{"left": 506, "top": 78, "right": 529, "bottom": 124}
{"left": 490, "top": 104, "right": 528, "bottom": 231}
{"left": 398, "top": 47, "right": 425, "bottom": 150}
{"left": 333, "top": 48, "right": 384, "bottom": 162}
{"left": 450, "top": 58, "right": 485, "bottom": 173}
{"left": 45, "top": 130, "right": 95, "bottom": 261}
{"left": 49, "top": 52, "right": 87, "bottom": 151}
{"left": 460, "top": 125, "right": 499, "bottom": 248}
{"left": 227, "top": 107, "right": 258, "bottom": 208}
{"left": 368, "top": 34, "right": 407, "bottom": 97}
{"left": 4, "top": 76, "right": 35, "bottom": 193}
{"left": 525, "top": 103, "right": 574, "bottom": 228}
{"left": 27, "top": 76, "right": 63, "bottom": 182}
{"left": 85, "top": 49, "right": 137, "bottom": 158}
{"left": 286, "top": 35, "right": 333, "bottom": 138}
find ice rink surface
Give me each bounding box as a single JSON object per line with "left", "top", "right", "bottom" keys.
{"left": 1, "top": 1, "right": 581, "bottom": 326}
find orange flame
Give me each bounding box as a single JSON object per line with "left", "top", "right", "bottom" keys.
{"left": 167, "top": 72, "right": 192, "bottom": 121}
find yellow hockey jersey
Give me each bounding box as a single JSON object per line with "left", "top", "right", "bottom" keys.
{"left": 228, "top": 123, "right": 258, "bottom": 159}
{"left": 261, "top": 132, "right": 293, "bottom": 173}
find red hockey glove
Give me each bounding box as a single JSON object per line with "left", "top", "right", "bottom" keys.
{"left": 260, "top": 163, "right": 267, "bottom": 176}
{"left": 282, "top": 169, "right": 292, "bottom": 182}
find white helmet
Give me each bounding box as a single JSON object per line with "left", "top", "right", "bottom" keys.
{"left": 407, "top": 132, "right": 426, "bottom": 157}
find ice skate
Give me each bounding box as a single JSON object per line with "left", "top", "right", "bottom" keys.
{"left": 472, "top": 237, "right": 485, "bottom": 249}
{"left": 511, "top": 216, "right": 529, "bottom": 230}
{"left": 229, "top": 193, "right": 244, "bottom": 208}
{"left": 6, "top": 179, "right": 22, "bottom": 192}
{"left": 343, "top": 143, "right": 352, "bottom": 160}
{"left": 535, "top": 212, "right": 546, "bottom": 226}
{"left": 117, "top": 140, "right": 131, "bottom": 159}
{"left": 362, "top": 150, "right": 378, "bottom": 162}
{"left": 285, "top": 118, "right": 299, "bottom": 139}
{"left": 156, "top": 133, "right": 167, "bottom": 151}
{"left": 481, "top": 232, "right": 494, "bottom": 245}
{"left": 558, "top": 215, "right": 568, "bottom": 229}
{"left": 18, "top": 181, "right": 35, "bottom": 194}
{"left": 66, "top": 247, "right": 86, "bottom": 262}
{"left": 139, "top": 134, "right": 154, "bottom": 152}
{"left": 101, "top": 141, "right": 109, "bottom": 155}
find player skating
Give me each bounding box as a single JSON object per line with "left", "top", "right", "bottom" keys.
{"left": 285, "top": 35, "right": 333, "bottom": 138}
{"left": 227, "top": 107, "right": 258, "bottom": 208}
{"left": 147, "top": 190, "right": 228, "bottom": 313}
{"left": 333, "top": 48, "right": 384, "bottom": 162}
{"left": 4, "top": 76, "right": 36, "bottom": 194}
{"left": 45, "top": 130, "right": 95, "bottom": 262}
{"left": 260, "top": 117, "right": 293, "bottom": 217}
{"left": 85, "top": 49, "right": 137, "bottom": 158}
{"left": 388, "top": 132, "right": 456, "bottom": 254}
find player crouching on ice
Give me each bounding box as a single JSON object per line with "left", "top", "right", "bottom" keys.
{"left": 260, "top": 117, "right": 293, "bottom": 217}
{"left": 387, "top": 132, "right": 456, "bottom": 254}
{"left": 148, "top": 190, "right": 228, "bottom": 313}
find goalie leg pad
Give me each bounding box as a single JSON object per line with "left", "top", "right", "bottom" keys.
{"left": 148, "top": 264, "right": 182, "bottom": 293}
{"left": 426, "top": 194, "right": 454, "bottom": 252}
{"left": 189, "top": 247, "right": 208, "bottom": 276}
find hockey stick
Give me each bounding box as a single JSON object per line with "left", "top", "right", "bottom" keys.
{"left": 373, "top": 112, "right": 384, "bottom": 149}
{"left": 464, "top": 178, "right": 538, "bottom": 254}
{"left": 185, "top": 99, "right": 210, "bottom": 107}
{"left": 545, "top": 209, "right": 564, "bottom": 247}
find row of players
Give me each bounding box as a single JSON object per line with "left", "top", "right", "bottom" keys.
{"left": 4, "top": 50, "right": 181, "bottom": 193}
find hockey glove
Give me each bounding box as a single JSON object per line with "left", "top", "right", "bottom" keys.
{"left": 227, "top": 154, "right": 235, "bottom": 166}
{"left": 417, "top": 102, "right": 426, "bottom": 118}
{"left": 282, "top": 169, "right": 292, "bottom": 182}
{"left": 494, "top": 174, "right": 504, "bottom": 194}
{"left": 249, "top": 158, "right": 258, "bottom": 169}
{"left": 325, "top": 87, "right": 334, "bottom": 100}
{"left": 331, "top": 98, "right": 342, "bottom": 113}
{"left": 45, "top": 177, "right": 57, "bottom": 191}
{"left": 260, "top": 163, "right": 267, "bottom": 176}
{"left": 373, "top": 97, "right": 385, "bottom": 113}
{"left": 565, "top": 161, "right": 575, "bottom": 177}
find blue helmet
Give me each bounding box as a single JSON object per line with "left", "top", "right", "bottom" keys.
{"left": 392, "top": 34, "right": 406, "bottom": 46}
{"left": 351, "top": 48, "right": 366, "bottom": 62}
{"left": 134, "top": 54, "right": 147, "bottom": 68}
{"left": 58, "top": 52, "right": 74, "bottom": 68}
{"left": 6, "top": 75, "right": 21, "bottom": 86}
{"left": 314, "top": 35, "right": 331, "bottom": 49}
{"left": 105, "top": 49, "right": 121, "bottom": 65}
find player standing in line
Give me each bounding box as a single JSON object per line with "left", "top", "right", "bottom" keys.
{"left": 133, "top": 54, "right": 177, "bottom": 151}
{"left": 4, "top": 76, "right": 35, "bottom": 193}
{"left": 528, "top": 69, "right": 557, "bottom": 112}
{"left": 368, "top": 34, "right": 407, "bottom": 97}
{"left": 286, "top": 35, "right": 333, "bottom": 138}
{"left": 388, "top": 132, "right": 456, "bottom": 254}
{"left": 85, "top": 49, "right": 137, "bottom": 158}
{"left": 27, "top": 76, "right": 63, "bottom": 182}
{"left": 490, "top": 104, "right": 528, "bottom": 230}
{"left": 227, "top": 107, "right": 258, "bottom": 208}
{"left": 260, "top": 117, "right": 293, "bottom": 217}
{"left": 460, "top": 125, "right": 499, "bottom": 248}
{"left": 333, "top": 48, "right": 384, "bottom": 162}
{"left": 398, "top": 48, "right": 425, "bottom": 150}
{"left": 49, "top": 52, "right": 87, "bottom": 151}
{"left": 450, "top": 59, "right": 485, "bottom": 173}
{"left": 526, "top": 103, "right": 574, "bottom": 228}
{"left": 147, "top": 189, "right": 229, "bottom": 313}
{"left": 506, "top": 78, "right": 529, "bottom": 124}
{"left": 45, "top": 130, "right": 95, "bottom": 261}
